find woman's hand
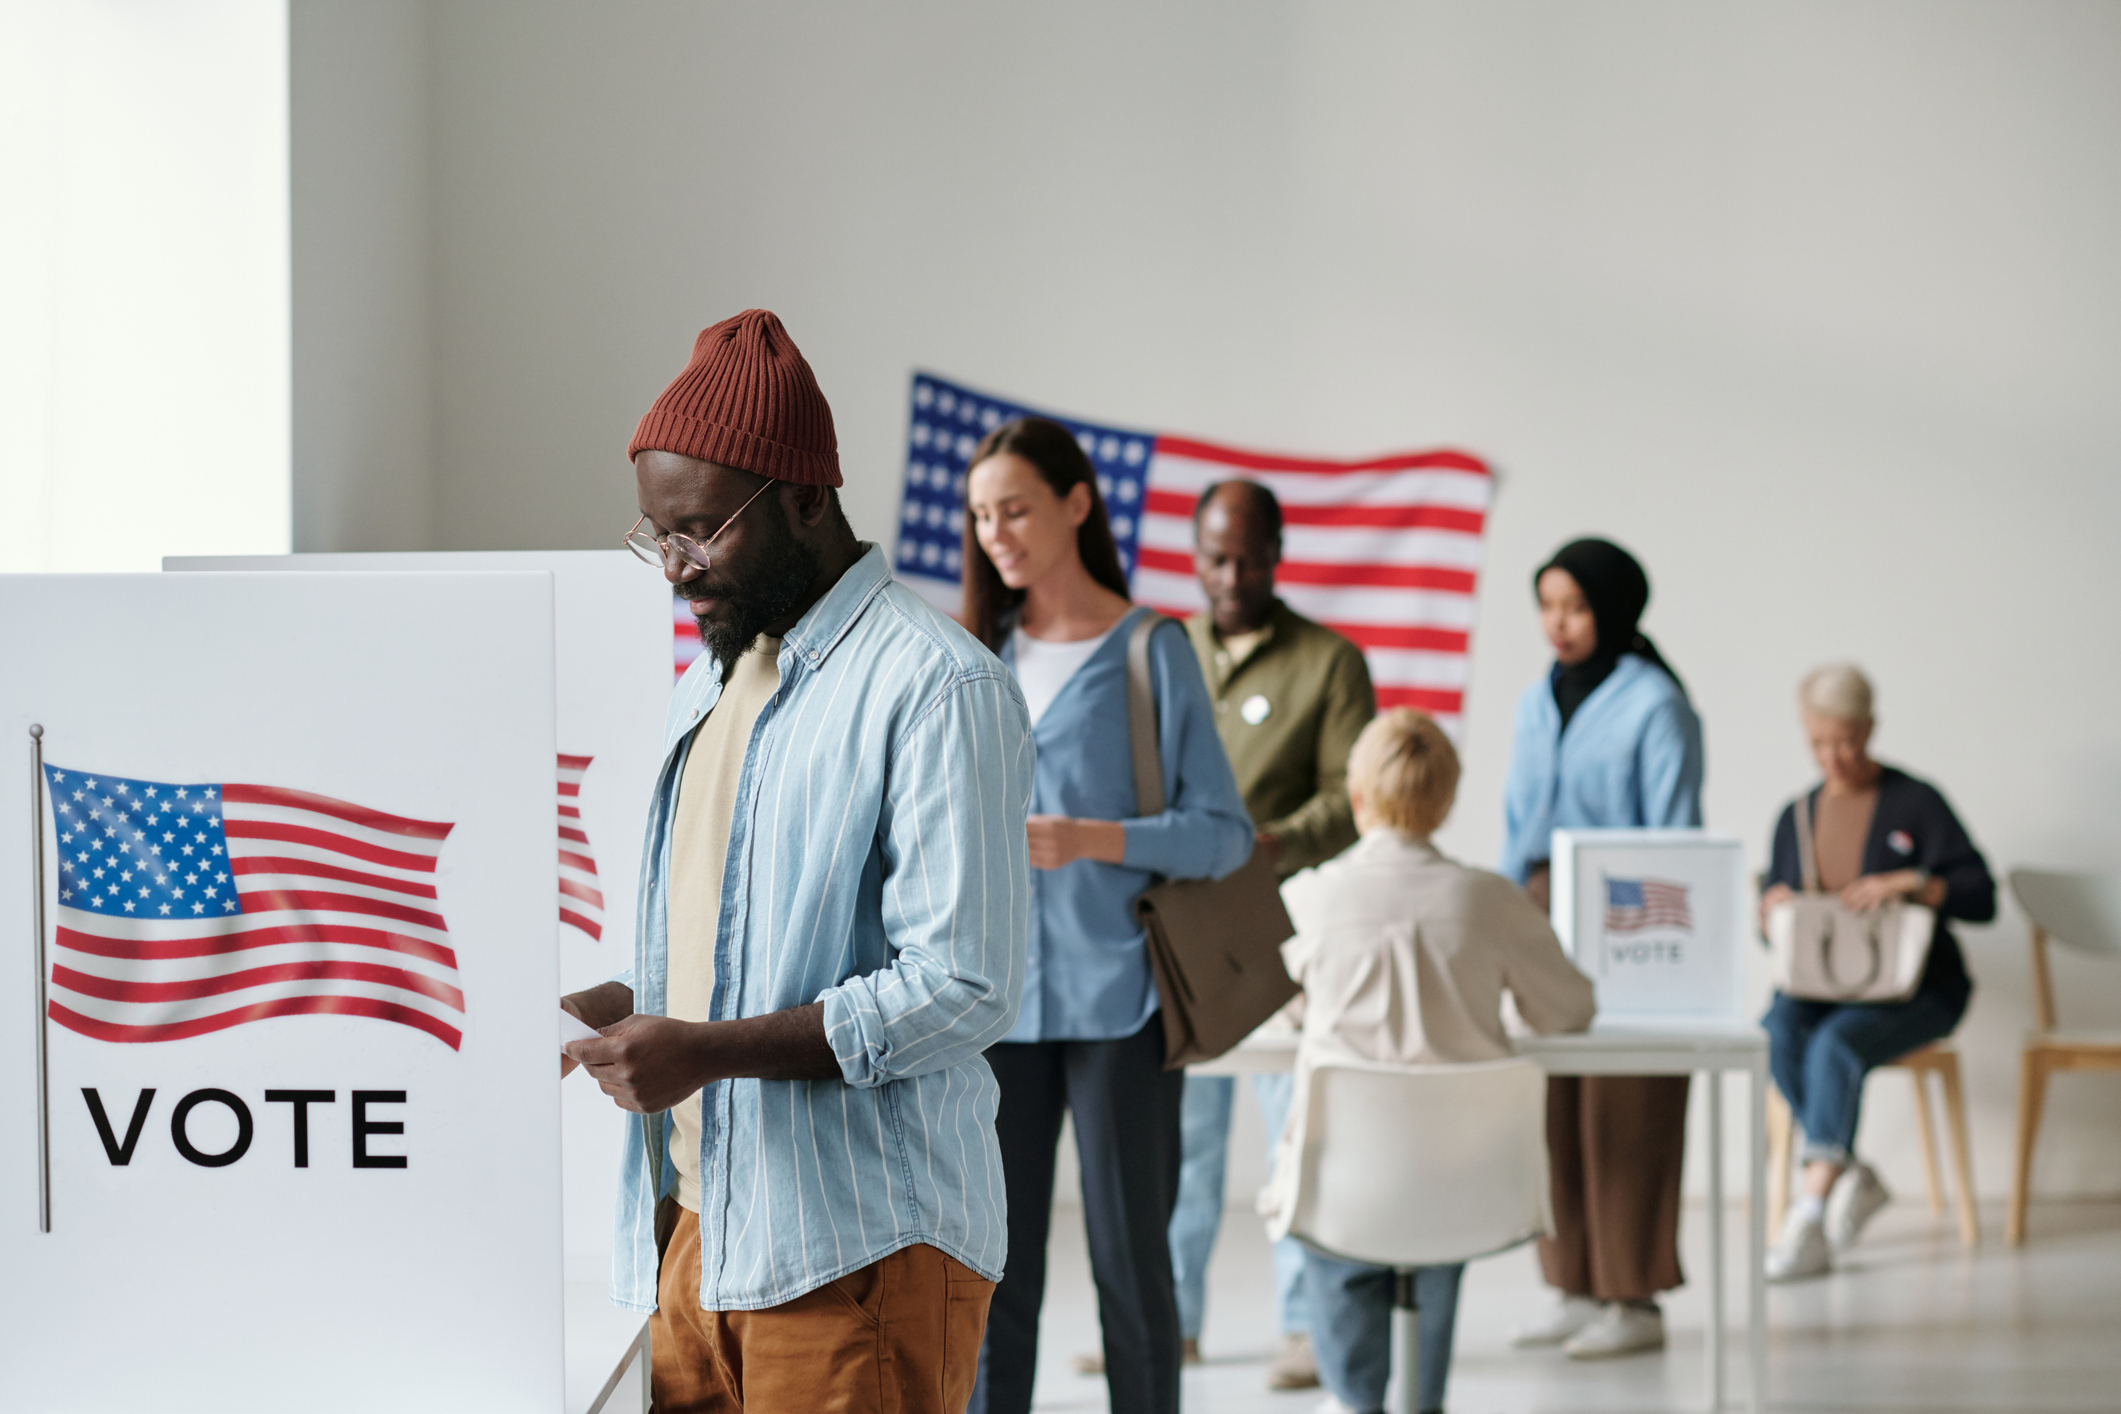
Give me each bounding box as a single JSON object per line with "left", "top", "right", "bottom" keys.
{"left": 1026, "top": 816, "right": 1128, "bottom": 870}
{"left": 1759, "top": 881, "right": 1795, "bottom": 933}
{"left": 1840, "top": 870, "right": 1927, "bottom": 911}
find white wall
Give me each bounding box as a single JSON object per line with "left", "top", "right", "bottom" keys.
{"left": 290, "top": 0, "right": 434, "bottom": 551}
{"left": 0, "top": 0, "right": 290, "bottom": 572}
{"left": 293, "top": 1, "right": 2121, "bottom": 1200}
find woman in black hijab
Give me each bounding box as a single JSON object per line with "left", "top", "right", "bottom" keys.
{"left": 1499, "top": 537, "right": 1705, "bottom": 1361}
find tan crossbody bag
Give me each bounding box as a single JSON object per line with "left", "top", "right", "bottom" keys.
{"left": 1764, "top": 794, "right": 1934, "bottom": 1003}
{"left": 1124, "top": 614, "right": 1299, "bottom": 1068}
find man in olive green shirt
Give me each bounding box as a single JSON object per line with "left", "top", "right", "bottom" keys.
{"left": 1177, "top": 480, "right": 1374, "bottom": 1386}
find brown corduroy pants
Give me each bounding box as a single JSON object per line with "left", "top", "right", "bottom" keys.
{"left": 1538, "top": 1075, "right": 1690, "bottom": 1302}
{"left": 650, "top": 1206, "right": 995, "bottom": 1413}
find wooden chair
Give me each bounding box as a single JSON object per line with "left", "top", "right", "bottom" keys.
{"left": 1766, "top": 1042, "right": 1979, "bottom": 1248}
{"left": 2005, "top": 869, "right": 2121, "bottom": 1245}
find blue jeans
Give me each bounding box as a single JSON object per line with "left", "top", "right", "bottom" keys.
{"left": 1169, "top": 1075, "right": 1234, "bottom": 1339}
{"left": 1250, "top": 1071, "right": 1310, "bottom": 1334}
{"left": 1763, "top": 982, "right": 1967, "bottom": 1165}
{"left": 1166, "top": 1073, "right": 1310, "bottom": 1339}
{"left": 1304, "top": 1252, "right": 1463, "bottom": 1414}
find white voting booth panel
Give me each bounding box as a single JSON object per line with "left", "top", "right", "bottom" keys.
{"left": 167, "top": 551, "right": 673, "bottom": 1277}
{"left": 1550, "top": 829, "right": 1749, "bottom": 1026}
{"left": 1, "top": 573, "right": 562, "bottom": 1412}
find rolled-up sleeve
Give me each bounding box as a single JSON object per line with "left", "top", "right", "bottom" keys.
{"left": 1121, "top": 620, "right": 1255, "bottom": 881}
{"left": 820, "top": 669, "right": 1035, "bottom": 1089}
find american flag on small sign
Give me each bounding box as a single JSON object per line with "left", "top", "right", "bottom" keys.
{"left": 890, "top": 373, "right": 1494, "bottom": 735}
{"left": 556, "top": 753, "right": 604, "bottom": 941}
{"left": 42, "top": 764, "right": 466, "bottom": 1050}
{"left": 1605, "top": 877, "right": 1693, "bottom": 933}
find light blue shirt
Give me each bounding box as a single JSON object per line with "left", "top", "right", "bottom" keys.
{"left": 1499, "top": 652, "right": 1705, "bottom": 884}
{"left": 999, "top": 609, "right": 1254, "bottom": 1042}
{"left": 607, "top": 546, "right": 1034, "bottom": 1312}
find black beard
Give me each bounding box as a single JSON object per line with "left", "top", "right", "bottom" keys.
{"left": 681, "top": 508, "right": 819, "bottom": 674}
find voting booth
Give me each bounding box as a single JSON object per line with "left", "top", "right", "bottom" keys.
{"left": 1549, "top": 829, "right": 1749, "bottom": 1026}
{"left": 166, "top": 551, "right": 675, "bottom": 1279}
{"left": 2, "top": 572, "right": 567, "bottom": 1410}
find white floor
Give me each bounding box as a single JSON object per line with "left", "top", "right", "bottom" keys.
{"left": 1027, "top": 1198, "right": 2121, "bottom": 1413}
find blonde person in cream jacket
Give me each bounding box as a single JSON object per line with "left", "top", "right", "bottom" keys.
{"left": 1263, "top": 709, "right": 1595, "bottom": 1414}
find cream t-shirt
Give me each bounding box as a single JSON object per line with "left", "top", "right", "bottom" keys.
{"left": 667, "top": 635, "right": 781, "bottom": 1213}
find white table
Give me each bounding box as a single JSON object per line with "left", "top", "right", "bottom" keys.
{"left": 1196, "top": 1023, "right": 1769, "bottom": 1414}
{"left": 566, "top": 1280, "right": 651, "bottom": 1414}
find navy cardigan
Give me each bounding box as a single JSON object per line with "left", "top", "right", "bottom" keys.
{"left": 1765, "top": 766, "right": 1995, "bottom": 999}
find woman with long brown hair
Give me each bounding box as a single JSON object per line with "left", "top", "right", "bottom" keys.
{"left": 960, "top": 417, "right": 1251, "bottom": 1414}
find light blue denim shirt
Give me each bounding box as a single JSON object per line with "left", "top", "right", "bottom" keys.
{"left": 606, "top": 546, "right": 1034, "bottom": 1312}
{"left": 998, "top": 609, "right": 1254, "bottom": 1042}
{"left": 1499, "top": 652, "right": 1705, "bottom": 884}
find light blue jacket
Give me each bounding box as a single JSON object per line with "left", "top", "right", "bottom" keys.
{"left": 1499, "top": 653, "right": 1705, "bottom": 884}
{"left": 608, "top": 547, "right": 1034, "bottom": 1311}
{"left": 998, "top": 609, "right": 1254, "bottom": 1042}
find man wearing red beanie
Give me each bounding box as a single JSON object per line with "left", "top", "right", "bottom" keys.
{"left": 563, "top": 310, "right": 1034, "bottom": 1412}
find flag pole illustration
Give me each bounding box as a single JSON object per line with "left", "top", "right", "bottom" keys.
{"left": 29, "top": 724, "right": 52, "bottom": 1233}
{"left": 40, "top": 763, "right": 465, "bottom": 1050}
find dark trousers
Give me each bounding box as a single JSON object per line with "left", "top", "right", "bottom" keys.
{"left": 968, "top": 1016, "right": 1186, "bottom": 1414}
{"left": 1540, "top": 1075, "right": 1690, "bottom": 1302}
{"left": 1763, "top": 983, "right": 1967, "bottom": 1164}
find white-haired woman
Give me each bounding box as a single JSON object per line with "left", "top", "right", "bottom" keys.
{"left": 1760, "top": 664, "right": 1995, "bottom": 1281}
{"left": 1265, "top": 709, "right": 1595, "bottom": 1414}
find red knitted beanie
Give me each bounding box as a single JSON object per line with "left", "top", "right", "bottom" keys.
{"left": 628, "top": 309, "right": 841, "bottom": 486}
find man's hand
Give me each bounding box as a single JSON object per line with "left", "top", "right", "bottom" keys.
{"left": 566, "top": 1014, "right": 714, "bottom": 1113}
{"left": 560, "top": 981, "right": 634, "bottom": 1078}
{"left": 1026, "top": 816, "right": 1127, "bottom": 870}
{"left": 564, "top": 1001, "right": 841, "bottom": 1113}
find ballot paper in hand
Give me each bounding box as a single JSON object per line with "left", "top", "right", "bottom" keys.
{"left": 560, "top": 1006, "right": 600, "bottom": 1053}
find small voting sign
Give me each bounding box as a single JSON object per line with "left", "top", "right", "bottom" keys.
{"left": 1549, "top": 829, "right": 1748, "bottom": 1025}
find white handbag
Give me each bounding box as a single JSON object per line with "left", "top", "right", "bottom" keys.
{"left": 1765, "top": 793, "right": 1934, "bottom": 1003}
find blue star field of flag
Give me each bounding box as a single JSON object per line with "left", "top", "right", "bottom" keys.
{"left": 44, "top": 766, "right": 239, "bottom": 919}
{"left": 895, "top": 373, "right": 1157, "bottom": 588}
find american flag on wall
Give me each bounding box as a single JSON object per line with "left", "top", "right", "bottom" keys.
{"left": 41, "top": 764, "right": 466, "bottom": 1050}
{"left": 556, "top": 753, "right": 604, "bottom": 941}
{"left": 889, "top": 373, "right": 1494, "bottom": 734}
{"left": 672, "top": 598, "right": 704, "bottom": 682}
{"left": 1605, "top": 877, "right": 1693, "bottom": 933}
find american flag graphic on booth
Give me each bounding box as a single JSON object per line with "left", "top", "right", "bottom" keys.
{"left": 1605, "top": 877, "right": 1694, "bottom": 934}
{"left": 42, "top": 764, "right": 467, "bottom": 1050}
{"left": 556, "top": 753, "right": 604, "bottom": 941}
{"left": 890, "top": 374, "right": 1493, "bottom": 735}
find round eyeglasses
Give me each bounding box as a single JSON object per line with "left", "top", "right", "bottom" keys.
{"left": 624, "top": 481, "right": 775, "bottom": 575}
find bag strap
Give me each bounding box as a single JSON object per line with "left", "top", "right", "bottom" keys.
{"left": 1793, "top": 791, "right": 1821, "bottom": 894}
{"left": 1126, "top": 612, "right": 1167, "bottom": 818}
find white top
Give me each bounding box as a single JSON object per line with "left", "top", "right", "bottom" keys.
{"left": 1009, "top": 623, "right": 1118, "bottom": 727}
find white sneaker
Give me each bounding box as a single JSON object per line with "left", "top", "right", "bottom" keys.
{"left": 1511, "top": 1292, "right": 1602, "bottom": 1347}
{"left": 1312, "top": 1398, "right": 1366, "bottom": 1414}
{"left": 1766, "top": 1208, "right": 1833, "bottom": 1283}
{"left": 1826, "top": 1161, "right": 1891, "bottom": 1250}
{"left": 1564, "top": 1301, "right": 1666, "bottom": 1359}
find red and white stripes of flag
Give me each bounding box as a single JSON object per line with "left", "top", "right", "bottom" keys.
{"left": 556, "top": 754, "right": 605, "bottom": 941}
